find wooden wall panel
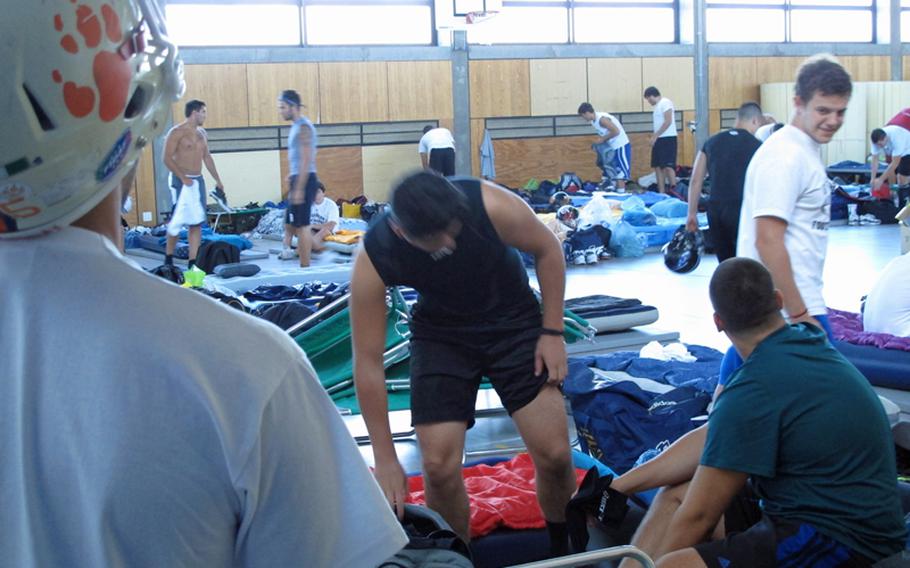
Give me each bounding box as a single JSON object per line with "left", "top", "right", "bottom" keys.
{"left": 361, "top": 145, "right": 421, "bottom": 202}
{"left": 905, "top": 57, "right": 910, "bottom": 82}
{"left": 839, "top": 56, "right": 889, "bottom": 82}
{"left": 491, "top": 136, "right": 601, "bottom": 188}
{"left": 709, "top": 57, "right": 758, "bottom": 110}
{"left": 629, "top": 133, "right": 654, "bottom": 182}
{"left": 387, "top": 61, "right": 453, "bottom": 121}
{"left": 529, "top": 59, "right": 588, "bottom": 116}
{"left": 469, "top": 60, "right": 530, "bottom": 117}
{"left": 760, "top": 83, "right": 793, "bottom": 128}
{"left": 708, "top": 109, "right": 721, "bottom": 136}
{"left": 755, "top": 57, "right": 803, "bottom": 86}
{"left": 133, "top": 146, "right": 156, "bottom": 226}
{"left": 246, "top": 63, "right": 320, "bottom": 127}
{"left": 587, "top": 58, "right": 643, "bottom": 113}
{"left": 642, "top": 57, "right": 694, "bottom": 110}
{"left": 122, "top": 176, "right": 139, "bottom": 227}
{"left": 174, "top": 64, "right": 250, "bottom": 128}
{"left": 318, "top": 147, "right": 364, "bottom": 201}
{"left": 470, "top": 118, "right": 486, "bottom": 178}
{"left": 318, "top": 62, "right": 389, "bottom": 124}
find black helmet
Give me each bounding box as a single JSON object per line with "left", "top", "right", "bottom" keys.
{"left": 557, "top": 205, "right": 580, "bottom": 229}
{"left": 550, "top": 191, "right": 571, "bottom": 207}
{"left": 662, "top": 226, "right": 704, "bottom": 274}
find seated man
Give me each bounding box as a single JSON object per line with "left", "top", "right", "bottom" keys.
{"left": 309, "top": 182, "right": 340, "bottom": 252}
{"left": 863, "top": 253, "right": 910, "bottom": 337}
{"left": 617, "top": 258, "right": 906, "bottom": 567}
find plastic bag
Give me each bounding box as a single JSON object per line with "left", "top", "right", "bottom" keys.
{"left": 607, "top": 220, "right": 644, "bottom": 258}
{"left": 620, "top": 195, "right": 657, "bottom": 227}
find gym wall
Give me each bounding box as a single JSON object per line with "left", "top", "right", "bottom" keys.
{"left": 137, "top": 54, "right": 902, "bottom": 226}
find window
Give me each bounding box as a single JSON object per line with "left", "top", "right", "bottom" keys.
{"left": 467, "top": 0, "right": 676, "bottom": 44}
{"left": 165, "top": 0, "right": 434, "bottom": 47}
{"left": 573, "top": 6, "right": 676, "bottom": 43}
{"left": 706, "top": 0, "right": 874, "bottom": 42}
{"left": 165, "top": 3, "right": 303, "bottom": 46}
{"left": 304, "top": 3, "right": 433, "bottom": 45}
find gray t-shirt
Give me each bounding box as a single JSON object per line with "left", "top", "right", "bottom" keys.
{"left": 288, "top": 116, "right": 318, "bottom": 175}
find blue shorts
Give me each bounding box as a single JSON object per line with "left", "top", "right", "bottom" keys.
{"left": 613, "top": 143, "right": 632, "bottom": 180}
{"left": 719, "top": 315, "right": 832, "bottom": 387}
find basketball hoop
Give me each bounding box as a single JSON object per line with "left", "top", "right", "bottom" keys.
{"left": 465, "top": 9, "right": 498, "bottom": 24}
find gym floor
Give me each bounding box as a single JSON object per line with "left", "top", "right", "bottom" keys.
{"left": 553, "top": 223, "right": 902, "bottom": 352}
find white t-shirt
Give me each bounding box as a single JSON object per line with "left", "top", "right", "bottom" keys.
{"left": 418, "top": 128, "right": 455, "bottom": 154}
{"left": 0, "top": 227, "right": 408, "bottom": 568}
{"left": 311, "top": 197, "right": 340, "bottom": 232}
{"left": 870, "top": 124, "right": 910, "bottom": 158}
{"left": 863, "top": 254, "right": 910, "bottom": 337}
{"left": 737, "top": 124, "right": 833, "bottom": 317}
{"left": 592, "top": 112, "right": 630, "bottom": 150}
{"left": 755, "top": 123, "right": 778, "bottom": 142}
{"left": 652, "top": 97, "right": 677, "bottom": 138}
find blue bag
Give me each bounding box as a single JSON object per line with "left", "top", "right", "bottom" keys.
{"left": 564, "top": 369, "right": 711, "bottom": 474}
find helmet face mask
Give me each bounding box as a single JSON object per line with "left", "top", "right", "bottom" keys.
{"left": 662, "top": 226, "right": 704, "bottom": 274}
{"left": 557, "top": 205, "right": 580, "bottom": 230}
{"left": 0, "top": 0, "right": 184, "bottom": 238}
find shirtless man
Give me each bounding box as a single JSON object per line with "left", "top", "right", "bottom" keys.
{"left": 163, "top": 99, "right": 225, "bottom": 269}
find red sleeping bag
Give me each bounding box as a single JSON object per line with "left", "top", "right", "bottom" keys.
{"left": 406, "top": 453, "right": 588, "bottom": 538}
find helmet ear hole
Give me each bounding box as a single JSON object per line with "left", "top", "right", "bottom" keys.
{"left": 23, "top": 84, "right": 56, "bottom": 131}
{"left": 124, "top": 85, "right": 149, "bottom": 119}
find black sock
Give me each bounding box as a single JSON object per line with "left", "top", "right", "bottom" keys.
{"left": 546, "top": 521, "right": 569, "bottom": 558}
{"left": 188, "top": 259, "right": 196, "bottom": 270}
{"left": 165, "top": 254, "right": 173, "bottom": 266}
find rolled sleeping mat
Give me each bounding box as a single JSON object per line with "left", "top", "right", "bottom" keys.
{"left": 213, "top": 262, "right": 261, "bottom": 278}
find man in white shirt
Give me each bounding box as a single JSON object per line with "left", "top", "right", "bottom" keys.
{"left": 0, "top": 2, "right": 408, "bottom": 566}
{"left": 578, "top": 102, "right": 632, "bottom": 191}
{"left": 310, "top": 182, "right": 341, "bottom": 251}
{"left": 644, "top": 86, "right": 678, "bottom": 194}
{"left": 419, "top": 125, "right": 456, "bottom": 176}
{"left": 863, "top": 253, "right": 910, "bottom": 337}
{"left": 870, "top": 125, "right": 910, "bottom": 195}
{"left": 720, "top": 54, "right": 853, "bottom": 385}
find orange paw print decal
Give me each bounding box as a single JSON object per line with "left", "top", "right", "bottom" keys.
{"left": 53, "top": 1, "right": 131, "bottom": 122}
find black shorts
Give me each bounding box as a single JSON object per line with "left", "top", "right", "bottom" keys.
{"left": 409, "top": 320, "right": 547, "bottom": 427}
{"left": 429, "top": 147, "right": 456, "bottom": 177}
{"left": 285, "top": 173, "right": 319, "bottom": 227}
{"left": 695, "top": 485, "right": 873, "bottom": 568}
{"left": 896, "top": 155, "right": 910, "bottom": 176}
{"left": 651, "top": 136, "right": 678, "bottom": 169}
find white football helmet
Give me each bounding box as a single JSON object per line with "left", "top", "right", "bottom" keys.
{"left": 0, "top": 0, "right": 184, "bottom": 238}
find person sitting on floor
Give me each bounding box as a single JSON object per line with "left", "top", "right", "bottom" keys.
{"left": 863, "top": 252, "right": 910, "bottom": 338}
{"left": 309, "top": 182, "right": 340, "bottom": 252}
{"left": 614, "top": 258, "right": 906, "bottom": 568}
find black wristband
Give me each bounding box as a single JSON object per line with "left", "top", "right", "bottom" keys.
{"left": 540, "top": 327, "right": 564, "bottom": 336}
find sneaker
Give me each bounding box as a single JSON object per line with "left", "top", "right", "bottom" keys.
{"left": 597, "top": 246, "right": 612, "bottom": 260}
{"left": 584, "top": 248, "right": 598, "bottom": 264}
{"left": 208, "top": 187, "right": 234, "bottom": 212}
{"left": 848, "top": 215, "right": 860, "bottom": 226}
{"left": 277, "top": 249, "right": 297, "bottom": 260}
{"left": 859, "top": 214, "right": 881, "bottom": 226}
{"left": 571, "top": 250, "right": 587, "bottom": 266}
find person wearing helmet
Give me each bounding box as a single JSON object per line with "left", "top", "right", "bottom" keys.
{"left": 351, "top": 172, "right": 577, "bottom": 556}
{"left": 162, "top": 98, "right": 226, "bottom": 269}
{"left": 722, "top": 55, "right": 851, "bottom": 389}
{"left": 0, "top": 2, "right": 407, "bottom": 566}
{"left": 278, "top": 89, "right": 320, "bottom": 267}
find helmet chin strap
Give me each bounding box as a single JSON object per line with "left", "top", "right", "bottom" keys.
{"left": 429, "top": 247, "right": 454, "bottom": 261}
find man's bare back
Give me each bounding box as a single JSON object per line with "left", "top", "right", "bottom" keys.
{"left": 165, "top": 122, "right": 207, "bottom": 181}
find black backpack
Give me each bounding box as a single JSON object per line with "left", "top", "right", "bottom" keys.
{"left": 378, "top": 505, "right": 473, "bottom": 567}
{"left": 195, "top": 241, "right": 240, "bottom": 273}
{"left": 860, "top": 199, "right": 899, "bottom": 224}
{"left": 149, "top": 264, "right": 184, "bottom": 285}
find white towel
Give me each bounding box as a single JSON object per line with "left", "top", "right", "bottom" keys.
{"left": 167, "top": 179, "right": 206, "bottom": 236}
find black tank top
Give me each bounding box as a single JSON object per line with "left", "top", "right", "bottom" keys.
{"left": 364, "top": 177, "right": 539, "bottom": 330}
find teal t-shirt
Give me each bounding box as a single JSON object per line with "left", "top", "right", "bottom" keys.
{"left": 702, "top": 324, "right": 906, "bottom": 560}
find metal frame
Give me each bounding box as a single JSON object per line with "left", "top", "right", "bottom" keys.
{"left": 507, "top": 545, "right": 655, "bottom": 568}
{"left": 705, "top": 0, "right": 877, "bottom": 43}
